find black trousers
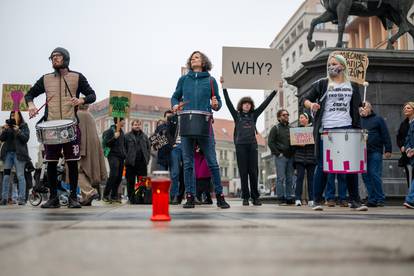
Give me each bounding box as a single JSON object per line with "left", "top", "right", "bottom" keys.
{"left": 104, "top": 156, "right": 124, "bottom": 199}
{"left": 48, "top": 160, "right": 78, "bottom": 199}
{"left": 125, "top": 161, "right": 147, "bottom": 203}
{"left": 236, "top": 143, "right": 259, "bottom": 200}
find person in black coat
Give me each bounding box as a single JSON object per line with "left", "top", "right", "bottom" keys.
{"left": 221, "top": 77, "right": 281, "bottom": 206}
{"left": 397, "top": 102, "right": 414, "bottom": 187}
{"left": 293, "top": 113, "right": 316, "bottom": 207}
{"left": 0, "top": 111, "right": 30, "bottom": 205}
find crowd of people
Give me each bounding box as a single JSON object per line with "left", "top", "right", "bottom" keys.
{"left": 1, "top": 48, "right": 414, "bottom": 211}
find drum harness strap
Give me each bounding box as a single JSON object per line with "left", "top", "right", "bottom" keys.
{"left": 209, "top": 77, "right": 216, "bottom": 137}
{"left": 63, "top": 77, "right": 80, "bottom": 124}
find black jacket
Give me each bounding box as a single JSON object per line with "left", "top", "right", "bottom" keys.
{"left": 0, "top": 123, "right": 31, "bottom": 162}
{"left": 293, "top": 126, "right": 316, "bottom": 164}
{"left": 125, "top": 130, "right": 151, "bottom": 167}
{"left": 300, "top": 78, "right": 362, "bottom": 157}
{"left": 268, "top": 122, "right": 294, "bottom": 157}
{"left": 223, "top": 89, "right": 277, "bottom": 145}
{"left": 397, "top": 118, "right": 410, "bottom": 166}
{"left": 102, "top": 125, "right": 126, "bottom": 159}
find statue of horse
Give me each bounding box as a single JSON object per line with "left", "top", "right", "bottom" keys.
{"left": 307, "top": 0, "right": 414, "bottom": 50}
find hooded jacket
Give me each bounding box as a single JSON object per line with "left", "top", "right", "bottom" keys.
{"left": 0, "top": 123, "right": 30, "bottom": 162}
{"left": 171, "top": 71, "right": 221, "bottom": 112}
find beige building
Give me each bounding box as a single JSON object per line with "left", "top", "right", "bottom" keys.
{"left": 262, "top": 0, "right": 344, "bottom": 188}
{"left": 89, "top": 93, "right": 266, "bottom": 195}
{"left": 345, "top": 16, "right": 414, "bottom": 50}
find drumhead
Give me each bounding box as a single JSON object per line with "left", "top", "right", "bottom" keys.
{"left": 178, "top": 110, "right": 212, "bottom": 116}
{"left": 37, "top": 119, "right": 75, "bottom": 128}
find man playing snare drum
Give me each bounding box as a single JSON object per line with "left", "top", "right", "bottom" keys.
{"left": 25, "top": 47, "right": 96, "bottom": 208}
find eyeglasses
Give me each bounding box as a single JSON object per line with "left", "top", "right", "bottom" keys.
{"left": 281, "top": 113, "right": 289, "bottom": 117}
{"left": 49, "top": 53, "right": 63, "bottom": 60}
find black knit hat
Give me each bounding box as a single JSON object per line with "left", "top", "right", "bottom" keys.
{"left": 50, "top": 47, "right": 70, "bottom": 68}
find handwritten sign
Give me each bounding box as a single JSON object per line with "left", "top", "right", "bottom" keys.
{"left": 290, "top": 127, "right": 314, "bottom": 146}
{"left": 331, "top": 51, "right": 369, "bottom": 85}
{"left": 109, "top": 90, "right": 131, "bottom": 118}
{"left": 2, "top": 84, "right": 31, "bottom": 111}
{"left": 222, "top": 46, "right": 281, "bottom": 90}
{"left": 149, "top": 133, "right": 169, "bottom": 150}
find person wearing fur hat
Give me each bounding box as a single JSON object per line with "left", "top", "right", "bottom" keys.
{"left": 221, "top": 77, "right": 281, "bottom": 206}
{"left": 25, "top": 47, "right": 96, "bottom": 208}
{"left": 301, "top": 53, "right": 367, "bottom": 211}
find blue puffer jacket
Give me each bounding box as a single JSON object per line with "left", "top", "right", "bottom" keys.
{"left": 361, "top": 112, "right": 392, "bottom": 154}
{"left": 171, "top": 71, "right": 221, "bottom": 112}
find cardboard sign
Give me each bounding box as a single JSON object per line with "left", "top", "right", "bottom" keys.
{"left": 290, "top": 127, "right": 314, "bottom": 145}
{"left": 149, "top": 132, "right": 169, "bottom": 150}
{"left": 222, "top": 46, "right": 281, "bottom": 90}
{"left": 331, "top": 51, "right": 369, "bottom": 85}
{"left": 2, "top": 84, "right": 31, "bottom": 111}
{"left": 109, "top": 90, "right": 131, "bottom": 118}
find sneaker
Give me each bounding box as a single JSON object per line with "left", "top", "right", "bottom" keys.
{"left": 216, "top": 194, "right": 230, "bottom": 209}
{"left": 202, "top": 196, "right": 213, "bottom": 205}
{"left": 102, "top": 196, "right": 112, "bottom": 204}
{"left": 41, "top": 197, "right": 60, "bottom": 208}
{"left": 286, "top": 198, "right": 295, "bottom": 205}
{"left": 0, "top": 199, "right": 7, "bottom": 205}
{"left": 183, "top": 193, "right": 195, "bottom": 209}
{"left": 242, "top": 199, "right": 249, "bottom": 206}
{"left": 312, "top": 205, "right": 324, "bottom": 211}
{"left": 349, "top": 201, "right": 368, "bottom": 211}
{"left": 18, "top": 201, "right": 26, "bottom": 206}
{"left": 295, "top": 200, "right": 302, "bottom": 206}
{"left": 339, "top": 200, "right": 349, "bottom": 207}
{"left": 327, "top": 200, "right": 336, "bottom": 207}
{"left": 308, "top": 200, "right": 315, "bottom": 207}
{"left": 403, "top": 202, "right": 414, "bottom": 209}
{"left": 377, "top": 202, "right": 385, "bottom": 207}
{"left": 194, "top": 197, "right": 202, "bottom": 205}
{"left": 252, "top": 198, "right": 262, "bottom": 206}
{"left": 68, "top": 197, "right": 81, "bottom": 208}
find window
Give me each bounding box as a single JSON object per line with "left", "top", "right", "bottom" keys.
{"left": 297, "top": 21, "right": 304, "bottom": 32}
{"left": 292, "top": 51, "right": 296, "bottom": 63}
{"left": 224, "top": 150, "right": 228, "bottom": 160}
{"left": 285, "top": 57, "right": 289, "bottom": 69}
{"left": 233, "top": 151, "right": 236, "bottom": 161}
{"left": 291, "top": 30, "right": 297, "bottom": 40}
{"left": 220, "top": 150, "right": 223, "bottom": 160}
{"left": 233, "top": 167, "right": 238, "bottom": 178}
{"left": 224, "top": 167, "right": 228, "bottom": 178}
{"left": 299, "top": 44, "right": 303, "bottom": 56}
{"left": 279, "top": 46, "right": 284, "bottom": 53}
{"left": 143, "top": 122, "right": 150, "bottom": 135}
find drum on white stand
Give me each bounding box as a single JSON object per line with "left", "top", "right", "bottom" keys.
{"left": 322, "top": 129, "right": 367, "bottom": 174}
{"left": 36, "top": 119, "right": 77, "bottom": 145}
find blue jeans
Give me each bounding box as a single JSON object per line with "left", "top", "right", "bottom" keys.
{"left": 170, "top": 144, "right": 183, "bottom": 197}
{"left": 181, "top": 136, "right": 222, "bottom": 195}
{"left": 406, "top": 179, "right": 414, "bottom": 203}
{"left": 325, "top": 174, "right": 348, "bottom": 201}
{"left": 274, "top": 155, "right": 294, "bottom": 200}
{"left": 362, "top": 151, "right": 385, "bottom": 204}
{"left": 1, "top": 152, "right": 26, "bottom": 202}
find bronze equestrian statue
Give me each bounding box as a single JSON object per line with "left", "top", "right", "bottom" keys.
{"left": 307, "top": 0, "right": 414, "bottom": 50}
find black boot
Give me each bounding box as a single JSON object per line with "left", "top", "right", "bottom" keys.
{"left": 242, "top": 198, "right": 249, "bottom": 206}
{"left": 183, "top": 193, "right": 195, "bottom": 208}
{"left": 202, "top": 193, "right": 213, "bottom": 205}
{"left": 68, "top": 197, "right": 81, "bottom": 208}
{"left": 41, "top": 197, "right": 60, "bottom": 208}
{"left": 252, "top": 198, "right": 262, "bottom": 206}
{"left": 216, "top": 194, "right": 230, "bottom": 209}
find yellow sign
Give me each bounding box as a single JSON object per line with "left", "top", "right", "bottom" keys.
{"left": 109, "top": 90, "right": 132, "bottom": 118}
{"left": 2, "top": 84, "right": 31, "bottom": 111}
{"left": 331, "top": 51, "right": 369, "bottom": 85}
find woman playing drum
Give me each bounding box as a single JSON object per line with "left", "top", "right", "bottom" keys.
{"left": 171, "top": 51, "right": 230, "bottom": 209}
{"left": 301, "top": 53, "right": 367, "bottom": 211}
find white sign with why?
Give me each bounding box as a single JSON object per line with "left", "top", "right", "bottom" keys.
{"left": 222, "top": 46, "right": 281, "bottom": 90}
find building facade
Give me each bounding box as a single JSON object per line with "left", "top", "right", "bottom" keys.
{"left": 90, "top": 93, "right": 266, "bottom": 196}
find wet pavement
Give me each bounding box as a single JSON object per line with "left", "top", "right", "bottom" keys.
{"left": 0, "top": 199, "right": 413, "bottom": 276}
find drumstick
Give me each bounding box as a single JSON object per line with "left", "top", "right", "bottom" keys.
{"left": 173, "top": 101, "right": 189, "bottom": 112}
{"left": 29, "top": 95, "right": 54, "bottom": 119}
{"left": 363, "top": 81, "right": 369, "bottom": 106}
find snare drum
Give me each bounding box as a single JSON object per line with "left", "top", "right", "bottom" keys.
{"left": 178, "top": 110, "right": 212, "bottom": 137}
{"left": 322, "top": 129, "right": 367, "bottom": 174}
{"left": 36, "top": 119, "right": 77, "bottom": 145}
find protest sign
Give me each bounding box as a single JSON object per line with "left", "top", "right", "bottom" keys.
{"left": 290, "top": 127, "right": 314, "bottom": 146}
{"left": 109, "top": 90, "right": 131, "bottom": 118}
{"left": 2, "top": 84, "right": 31, "bottom": 111}
{"left": 222, "top": 46, "right": 281, "bottom": 90}
{"left": 331, "top": 51, "right": 369, "bottom": 85}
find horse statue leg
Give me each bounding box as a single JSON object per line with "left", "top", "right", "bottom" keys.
{"left": 335, "top": 0, "right": 353, "bottom": 48}
{"left": 307, "top": 11, "right": 336, "bottom": 51}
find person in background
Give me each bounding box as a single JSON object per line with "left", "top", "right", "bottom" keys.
{"left": 293, "top": 113, "right": 316, "bottom": 207}
{"left": 401, "top": 102, "right": 414, "bottom": 209}
{"left": 0, "top": 111, "right": 30, "bottom": 206}
{"left": 360, "top": 101, "right": 392, "bottom": 207}
{"left": 268, "top": 109, "right": 294, "bottom": 205}
{"left": 397, "top": 102, "right": 414, "bottom": 188}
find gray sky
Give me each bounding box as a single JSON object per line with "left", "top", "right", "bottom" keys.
{"left": 0, "top": 0, "right": 304, "bottom": 159}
